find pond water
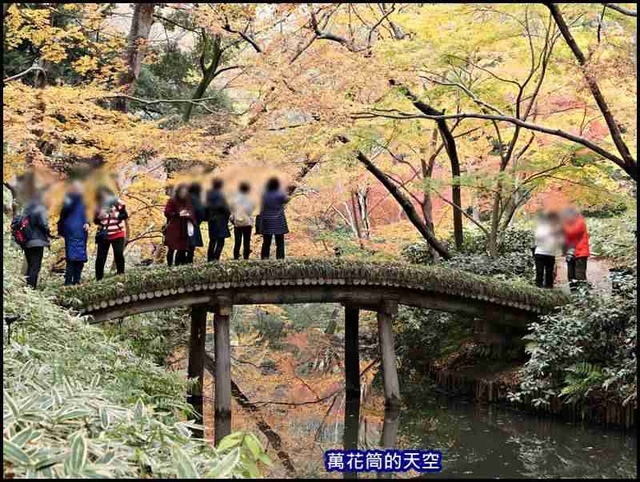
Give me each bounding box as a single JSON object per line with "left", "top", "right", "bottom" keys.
{"left": 389, "top": 397, "right": 637, "bottom": 479}
{"left": 272, "top": 393, "right": 637, "bottom": 479}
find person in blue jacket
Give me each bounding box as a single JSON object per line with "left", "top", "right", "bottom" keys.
{"left": 58, "top": 180, "right": 89, "bottom": 285}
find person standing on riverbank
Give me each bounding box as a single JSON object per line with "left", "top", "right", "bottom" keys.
{"left": 562, "top": 207, "right": 590, "bottom": 291}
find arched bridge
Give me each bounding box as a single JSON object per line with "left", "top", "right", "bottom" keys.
{"left": 58, "top": 259, "right": 566, "bottom": 324}
{"left": 57, "top": 259, "right": 569, "bottom": 444}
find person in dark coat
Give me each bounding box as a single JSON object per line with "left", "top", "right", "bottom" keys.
{"left": 206, "top": 178, "right": 231, "bottom": 261}
{"left": 21, "top": 189, "right": 52, "bottom": 288}
{"left": 58, "top": 180, "right": 89, "bottom": 285}
{"left": 164, "top": 184, "right": 196, "bottom": 266}
{"left": 164, "top": 186, "right": 176, "bottom": 266}
{"left": 186, "top": 182, "right": 205, "bottom": 264}
{"left": 259, "top": 177, "right": 293, "bottom": 260}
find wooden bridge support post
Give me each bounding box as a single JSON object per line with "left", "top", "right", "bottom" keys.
{"left": 187, "top": 306, "right": 207, "bottom": 438}
{"left": 344, "top": 305, "right": 361, "bottom": 399}
{"left": 379, "top": 407, "right": 401, "bottom": 479}
{"left": 343, "top": 395, "right": 361, "bottom": 479}
{"left": 377, "top": 301, "right": 401, "bottom": 408}
{"left": 214, "top": 304, "right": 232, "bottom": 446}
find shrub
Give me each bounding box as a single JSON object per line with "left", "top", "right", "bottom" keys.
{"left": 3, "top": 231, "right": 268, "bottom": 478}
{"left": 512, "top": 271, "right": 637, "bottom": 407}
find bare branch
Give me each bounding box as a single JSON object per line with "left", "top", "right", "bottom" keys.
{"left": 602, "top": 3, "right": 637, "bottom": 16}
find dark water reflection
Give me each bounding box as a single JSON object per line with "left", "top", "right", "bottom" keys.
{"left": 316, "top": 395, "right": 636, "bottom": 479}
{"left": 396, "top": 398, "right": 634, "bottom": 478}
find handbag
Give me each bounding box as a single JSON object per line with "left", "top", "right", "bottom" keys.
{"left": 255, "top": 214, "right": 263, "bottom": 235}
{"left": 95, "top": 226, "right": 108, "bottom": 244}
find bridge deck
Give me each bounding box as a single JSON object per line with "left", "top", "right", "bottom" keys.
{"left": 57, "top": 259, "right": 569, "bottom": 324}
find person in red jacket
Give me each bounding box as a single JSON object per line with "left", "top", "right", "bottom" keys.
{"left": 164, "top": 183, "right": 196, "bottom": 266}
{"left": 561, "top": 207, "right": 590, "bottom": 290}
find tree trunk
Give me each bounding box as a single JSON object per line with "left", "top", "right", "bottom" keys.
{"left": 421, "top": 129, "right": 439, "bottom": 259}
{"left": 350, "top": 191, "right": 364, "bottom": 247}
{"left": 115, "top": 3, "right": 155, "bottom": 112}
{"left": 183, "top": 34, "right": 222, "bottom": 122}
{"left": 336, "top": 135, "right": 451, "bottom": 259}
{"left": 356, "top": 187, "right": 371, "bottom": 238}
{"left": 392, "top": 81, "right": 464, "bottom": 249}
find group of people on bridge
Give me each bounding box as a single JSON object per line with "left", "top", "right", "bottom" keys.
{"left": 162, "top": 177, "right": 294, "bottom": 267}
{"left": 12, "top": 176, "right": 294, "bottom": 288}
{"left": 11, "top": 176, "right": 590, "bottom": 293}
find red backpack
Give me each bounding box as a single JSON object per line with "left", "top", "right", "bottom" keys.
{"left": 11, "top": 213, "right": 33, "bottom": 247}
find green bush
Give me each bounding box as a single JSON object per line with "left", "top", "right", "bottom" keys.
{"left": 587, "top": 214, "right": 637, "bottom": 266}
{"left": 512, "top": 271, "right": 637, "bottom": 407}
{"left": 3, "top": 232, "right": 268, "bottom": 478}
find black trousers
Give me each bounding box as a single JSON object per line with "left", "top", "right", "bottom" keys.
{"left": 567, "top": 256, "right": 588, "bottom": 292}
{"left": 186, "top": 248, "right": 196, "bottom": 264}
{"left": 175, "top": 250, "right": 189, "bottom": 266}
{"left": 233, "top": 226, "right": 252, "bottom": 260}
{"left": 208, "top": 238, "right": 226, "bottom": 261}
{"left": 24, "top": 246, "right": 44, "bottom": 288}
{"left": 64, "top": 260, "right": 85, "bottom": 286}
{"left": 534, "top": 254, "right": 555, "bottom": 288}
{"left": 96, "top": 237, "right": 125, "bottom": 281}
{"left": 261, "top": 234, "right": 285, "bottom": 260}
{"left": 567, "top": 256, "right": 588, "bottom": 281}
{"left": 168, "top": 248, "right": 191, "bottom": 266}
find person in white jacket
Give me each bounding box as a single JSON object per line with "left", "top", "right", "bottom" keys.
{"left": 230, "top": 182, "right": 256, "bottom": 260}
{"left": 533, "top": 211, "right": 563, "bottom": 288}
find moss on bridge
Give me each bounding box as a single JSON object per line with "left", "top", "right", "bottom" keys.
{"left": 57, "top": 259, "right": 569, "bottom": 313}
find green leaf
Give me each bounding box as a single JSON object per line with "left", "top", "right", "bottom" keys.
{"left": 244, "top": 433, "right": 262, "bottom": 460}
{"left": 10, "top": 427, "right": 39, "bottom": 448}
{"left": 216, "top": 432, "right": 243, "bottom": 452}
{"left": 206, "top": 447, "right": 240, "bottom": 478}
{"left": 69, "top": 434, "right": 87, "bottom": 472}
{"left": 134, "top": 399, "right": 145, "bottom": 419}
{"left": 99, "top": 407, "right": 110, "bottom": 429}
{"left": 172, "top": 446, "right": 199, "bottom": 478}
{"left": 56, "top": 408, "right": 92, "bottom": 422}
{"left": 5, "top": 393, "right": 20, "bottom": 421}
{"left": 3, "top": 439, "right": 32, "bottom": 466}
{"left": 258, "top": 452, "right": 273, "bottom": 466}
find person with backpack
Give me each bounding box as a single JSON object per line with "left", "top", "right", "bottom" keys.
{"left": 12, "top": 190, "right": 52, "bottom": 288}
{"left": 230, "top": 181, "right": 255, "bottom": 260}
{"left": 186, "top": 182, "right": 205, "bottom": 264}
{"left": 94, "top": 186, "right": 128, "bottom": 281}
{"left": 164, "top": 183, "right": 196, "bottom": 266}
{"left": 58, "top": 180, "right": 89, "bottom": 285}
{"left": 206, "top": 178, "right": 231, "bottom": 261}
